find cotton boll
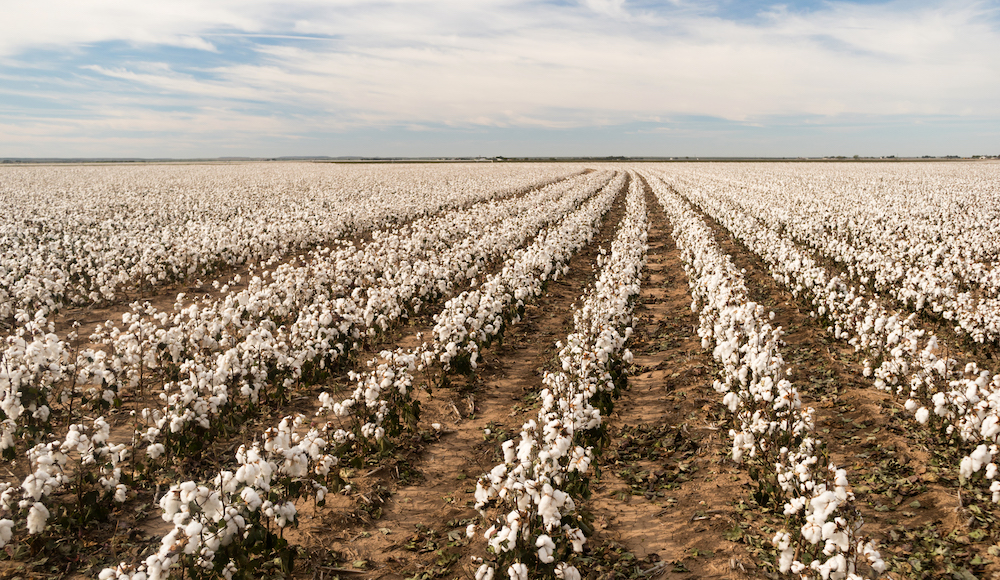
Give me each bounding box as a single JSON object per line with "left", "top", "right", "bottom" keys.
{"left": 554, "top": 563, "right": 581, "bottom": 580}
{"left": 506, "top": 562, "right": 527, "bottom": 580}
{"left": 27, "top": 501, "right": 50, "bottom": 534}
{"left": 535, "top": 534, "right": 556, "bottom": 563}
{"left": 0, "top": 519, "right": 13, "bottom": 547}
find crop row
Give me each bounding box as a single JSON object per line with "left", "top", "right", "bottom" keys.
{"left": 93, "top": 171, "right": 627, "bottom": 579}
{"left": 472, "top": 172, "right": 647, "bottom": 580}
{"left": 648, "top": 174, "right": 885, "bottom": 579}
{"left": 664, "top": 163, "right": 1000, "bottom": 345}
{"left": 0, "top": 163, "right": 580, "bottom": 326}
{"left": 662, "top": 170, "right": 1000, "bottom": 510}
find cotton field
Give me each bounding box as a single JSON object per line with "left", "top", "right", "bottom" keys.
{"left": 0, "top": 161, "right": 998, "bottom": 580}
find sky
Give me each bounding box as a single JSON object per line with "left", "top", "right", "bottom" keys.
{"left": 1, "top": 0, "right": 999, "bottom": 158}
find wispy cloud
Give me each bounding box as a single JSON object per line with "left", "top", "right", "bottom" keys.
{"left": 2, "top": 0, "right": 998, "bottom": 156}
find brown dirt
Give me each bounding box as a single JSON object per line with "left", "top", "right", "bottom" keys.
{"left": 586, "top": 180, "right": 754, "bottom": 578}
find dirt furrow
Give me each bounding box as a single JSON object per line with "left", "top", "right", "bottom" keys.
{"left": 585, "top": 180, "right": 753, "bottom": 578}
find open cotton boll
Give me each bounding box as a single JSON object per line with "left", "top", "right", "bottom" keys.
{"left": 0, "top": 519, "right": 14, "bottom": 547}
{"left": 535, "top": 534, "right": 556, "bottom": 563}
{"left": 27, "top": 501, "right": 50, "bottom": 534}
{"left": 475, "top": 564, "right": 495, "bottom": 580}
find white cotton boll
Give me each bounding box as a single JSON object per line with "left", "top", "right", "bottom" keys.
{"left": 0, "top": 519, "right": 13, "bottom": 547}
{"left": 475, "top": 564, "right": 495, "bottom": 580}
{"left": 982, "top": 415, "right": 1000, "bottom": 440}
{"left": 566, "top": 526, "right": 586, "bottom": 552}
{"left": 241, "top": 488, "right": 262, "bottom": 511}
{"left": 431, "top": 423, "right": 442, "bottom": 431}
{"left": 915, "top": 407, "right": 930, "bottom": 424}
{"left": 502, "top": 440, "right": 516, "bottom": 464}
{"left": 536, "top": 534, "right": 556, "bottom": 563}
{"left": 986, "top": 463, "right": 997, "bottom": 479}
{"left": 972, "top": 444, "right": 992, "bottom": 467}
{"left": 554, "top": 563, "right": 581, "bottom": 580}
{"left": 27, "top": 501, "right": 50, "bottom": 534}
{"left": 772, "top": 531, "right": 794, "bottom": 572}
{"left": 778, "top": 548, "right": 795, "bottom": 574}
{"left": 801, "top": 522, "right": 822, "bottom": 544}
{"left": 507, "top": 562, "right": 527, "bottom": 580}
{"left": 722, "top": 391, "right": 740, "bottom": 413}
{"left": 147, "top": 443, "right": 166, "bottom": 459}
{"left": 114, "top": 484, "right": 128, "bottom": 503}
{"left": 185, "top": 520, "right": 204, "bottom": 540}
{"left": 784, "top": 496, "right": 807, "bottom": 516}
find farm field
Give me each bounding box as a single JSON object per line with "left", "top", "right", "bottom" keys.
{"left": 1, "top": 161, "right": 1000, "bottom": 580}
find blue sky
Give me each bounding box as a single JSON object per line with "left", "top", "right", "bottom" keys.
{"left": 1, "top": 0, "right": 998, "bottom": 158}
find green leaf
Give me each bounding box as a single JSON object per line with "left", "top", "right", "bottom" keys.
{"left": 724, "top": 525, "right": 743, "bottom": 542}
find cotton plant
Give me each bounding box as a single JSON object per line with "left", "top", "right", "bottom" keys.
{"left": 666, "top": 168, "right": 1000, "bottom": 506}
{"left": 0, "top": 415, "right": 130, "bottom": 549}
{"left": 0, "top": 163, "right": 582, "bottom": 325}
{"left": 650, "top": 176, "right": 884, "bottom": 578}
{"left": 0, "top": 311, "right": 70, "bottom": 454}
{"left": 473, "top": 174, "right": 647, "bottom": 579}
{"left": 101, "top": 414, "right": 336, "bottom": 580}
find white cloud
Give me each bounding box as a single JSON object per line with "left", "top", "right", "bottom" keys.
{"left": 1, "top": 0, "right": 999, "bottom": 155}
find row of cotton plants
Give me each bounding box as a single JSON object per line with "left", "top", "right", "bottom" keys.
{"left": 1, "top": 168, "right": 608, "bottom": 456}
{"left": 99, "top": 413, "right": 341, "bottom": 580}
{"left": 0, "top": 162, "right": 581, "bottom": 326}
{"left": 431, "top": 171, "right": 626, "bottom": 375}
{"left": 135, "top": 171, "right": 614, "bottom": 453}
{"left": 312, "top": 171, "right": 627, "bottom": 463}
{"left": 0, "top": 173, "right": 615, "bottom": 558}
{"left": 648, "top": 175, "right": 885, "bottom": 579}
{"left": 662, "top": 172, "right": 1000, "bottom": 508}
{"left": 658, "top": 163, "right": 1000, "bottom": 345}
{"left": 0, "top": 167, "right": 596, "bottom": 478}
{"left": 96, "top": 172, "right": 631, "bottom": 580}
{"left": 471, "top": 173, "right": 647, "bottom": 580}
